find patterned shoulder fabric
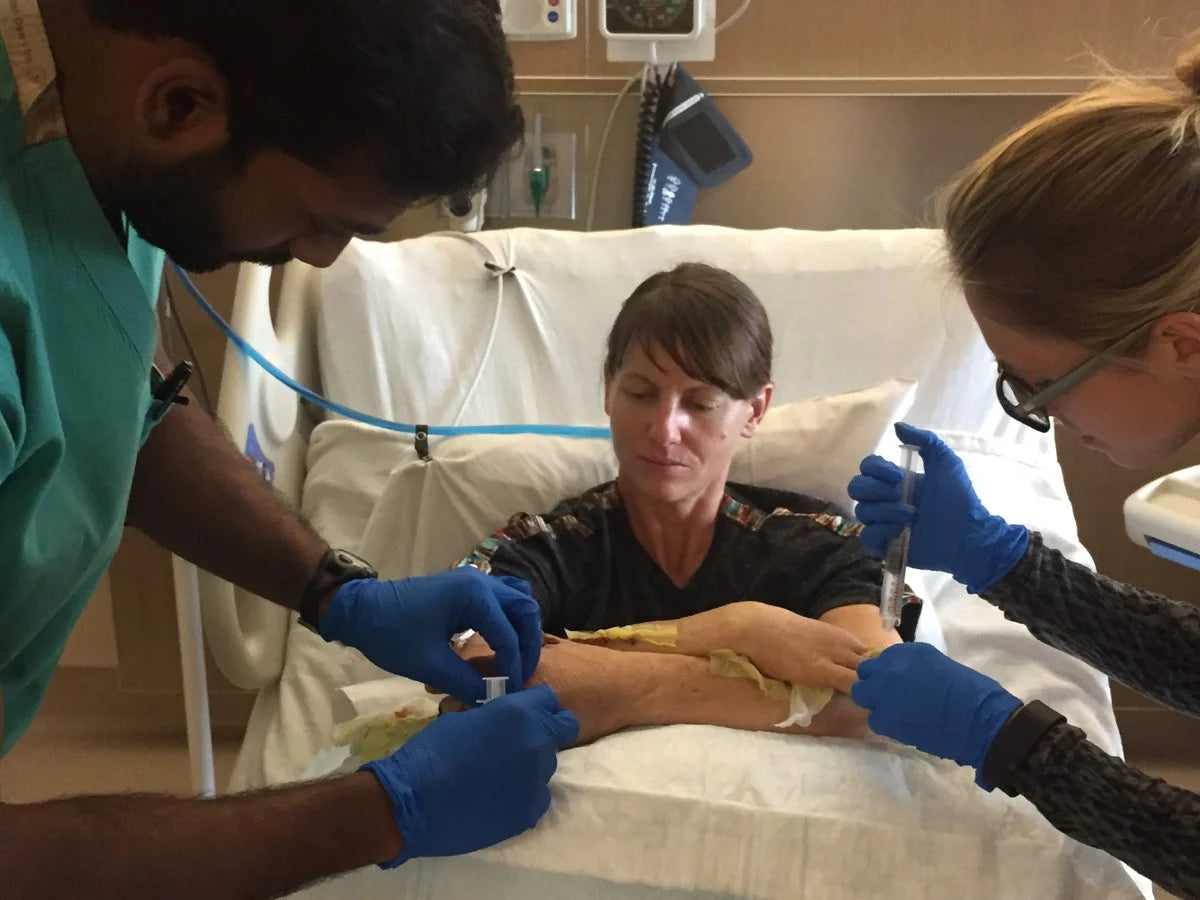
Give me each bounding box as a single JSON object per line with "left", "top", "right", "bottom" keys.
{"left": 719, "top": 492, "right": 865, "bottom": 538}
{"left": 456, "top": 482, "right": 621, "bottom": 573}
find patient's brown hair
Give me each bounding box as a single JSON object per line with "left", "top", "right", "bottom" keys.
{"left": 604, "top": 263, "right": 773, "bottom": 400}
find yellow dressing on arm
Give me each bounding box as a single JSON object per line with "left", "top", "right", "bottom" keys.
{"left": 566, "top": 622, "right": 679, "bottom": 647}
{"left": 708, "top": 649, "right": 835, "bottom": 727}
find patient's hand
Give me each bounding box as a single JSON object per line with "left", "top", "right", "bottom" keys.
{"left": 731, "top": 602, "right": 872, "bottom": 695}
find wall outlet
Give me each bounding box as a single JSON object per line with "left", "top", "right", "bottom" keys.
{"left": 501, "top": 0, "right": 577, "bottom": 40}
{"left": 488, "top": 131, "right": 577, "bottom": 221}
{"left": 437, "top": 189, "right": 487, "bottom": 232}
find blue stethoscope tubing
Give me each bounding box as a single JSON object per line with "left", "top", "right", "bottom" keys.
{"left": 170, "top": 262, "right": 611, "bottom": 440}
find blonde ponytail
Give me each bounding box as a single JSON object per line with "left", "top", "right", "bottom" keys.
{"left": 940, "top": 42, "right": 1200, "bottom": 353}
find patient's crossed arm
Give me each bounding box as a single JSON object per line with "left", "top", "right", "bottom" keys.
{"left": 452, "top": 631, "right": 874, "bottom": 746}
{"left": 573, "top": 600, "right": 900, "bottom": 695}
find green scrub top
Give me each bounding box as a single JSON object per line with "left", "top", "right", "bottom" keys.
{"left": 0, "top": 40, "right": 164, "bottom": 754}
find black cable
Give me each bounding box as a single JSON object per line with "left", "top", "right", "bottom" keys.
{"left": 632, "top": 68, "right": 671, "bottom": 228}
{"left": 164, "top": 272, "right": 216, "bottom": 415}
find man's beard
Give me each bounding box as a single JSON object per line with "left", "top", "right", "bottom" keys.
{"left": 110, "top": 149, "right": 292, "bottom": 273}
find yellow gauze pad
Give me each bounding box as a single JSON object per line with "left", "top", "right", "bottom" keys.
{"left": 708, "top": 649, "right": 834, "bottom": 728}
{"left": 709, "top": 649, "right": 791, "bottom": 702}
{"left": 566, "top": 622, "right": 678, "bottom": 647}
{"left": 332, "top": 704, "right": 437, "bottom": 764}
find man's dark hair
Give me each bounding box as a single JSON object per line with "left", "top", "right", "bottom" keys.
{"left": 83, "top": 1, "right": 522, "bottom": 202}
{"left": 605, "top": 263, "right": 773, "bottom": 400}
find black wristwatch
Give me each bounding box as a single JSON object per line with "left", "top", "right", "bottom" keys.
{"left": 980, "top": 699, "right": 1066, "bottom": 797}
{"left": 297, "top": 548, "right": 378, "bottom": 633}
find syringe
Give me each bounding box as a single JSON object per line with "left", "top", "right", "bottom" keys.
{"left": 880, "top": 444, "right": 919, "bottom": 631}
{"left": 478, "top": 676, "right": 509, "bottom": 704}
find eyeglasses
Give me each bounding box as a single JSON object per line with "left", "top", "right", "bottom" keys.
{"left": 995, "top": 318, "right": 1157, "bottom": 433}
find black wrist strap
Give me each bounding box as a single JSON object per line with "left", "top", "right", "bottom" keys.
{"left": 297, "top": 557, "right": 329, "bottom": 632}
{"left": 981, "top": 699, "right": 1066, "bottom": 797}
{"left": 297, "top": 548, "right": 377, "bottom": 633}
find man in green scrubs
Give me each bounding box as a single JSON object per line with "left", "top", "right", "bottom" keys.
{"left": 0, "top": 2, "right": 577, "bottom": 896}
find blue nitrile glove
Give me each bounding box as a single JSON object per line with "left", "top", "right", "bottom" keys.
{"left": 847, "top": 422, "right": 1030, "bottom": 594}
{"left": 364, "top": 684, "right": 579, "bottom": 867}
{"left": 851, "top": 643, "right": 1021, "bottom": 789}
{"left": 320, "top": 568, "right": 543, "bottom": 704}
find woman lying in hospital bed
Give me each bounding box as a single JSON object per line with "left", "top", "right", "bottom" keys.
{"left": 430, "top": 262, "right": 920, "bottom": 745}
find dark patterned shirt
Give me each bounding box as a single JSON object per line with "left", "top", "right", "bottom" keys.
{"left": 457, "top": 481, "right": 921, "bottom": 638}
{"left": 987, "top": 532, "right": 1200, "bottom": 897}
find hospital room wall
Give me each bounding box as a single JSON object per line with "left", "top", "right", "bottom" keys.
{"left": 389, "top": 0, "right": 1200, "bottom": 237}
{"left": 86, "top": 1, "right": 1200, "bottom": 742}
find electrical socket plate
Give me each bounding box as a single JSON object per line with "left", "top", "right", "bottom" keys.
{"left": 437, "top": 190, "right": 487, "bottom": 232}
{"left": 489, "top": 131, "right": 577, "bottom": 221}
{"left": 501, "top": 0, "right": 577, "bottom": 40}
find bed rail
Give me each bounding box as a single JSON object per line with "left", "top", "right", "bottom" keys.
{"left": 182, "top": 261, "right": 322, "bottom": 692}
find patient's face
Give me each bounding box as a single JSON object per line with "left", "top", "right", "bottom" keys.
{"left": 605, "top": 343, "right": 769, "bottom": 504}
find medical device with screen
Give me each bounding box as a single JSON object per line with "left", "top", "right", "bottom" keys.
{"left": 658, "top": 68, "right": 752, "bottom": 189}
{"left": 604, "top": 0, "right": 699, "bottom": 37}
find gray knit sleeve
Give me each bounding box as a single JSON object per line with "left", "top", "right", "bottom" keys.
{"left": 983, "top": 533, "right": 1200, "bottom": 716}
{"left": 1011, "top": 721, "right": 1200, "bottom": 898}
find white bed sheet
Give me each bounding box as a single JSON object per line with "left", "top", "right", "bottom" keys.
{"left": 292, "top": 733, "right": 1140, "bottom": 900}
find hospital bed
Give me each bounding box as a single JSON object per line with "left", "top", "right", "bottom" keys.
{"left": 191, "top": 225, "right": 1154, "bottom": 898}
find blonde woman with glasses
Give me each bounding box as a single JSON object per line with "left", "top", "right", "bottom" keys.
{"left": 846, "top": 44, "right": 1200, "bottom": 898}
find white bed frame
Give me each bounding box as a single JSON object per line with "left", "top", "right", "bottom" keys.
{"left": 173, "top": 260, "right": 325, "bottom": 795}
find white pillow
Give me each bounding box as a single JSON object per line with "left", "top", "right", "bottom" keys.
{"left": 728, "top": 376, "right": 916, "bottom": 512}
{"left": 356, "top": 378, "right": 916, "bottom": 579}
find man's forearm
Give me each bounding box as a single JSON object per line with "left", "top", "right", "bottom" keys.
{"left": 126, "top": 400, "right": 327, "bottom": 610}
{"left": 0, "top": 773, "right": 400, "bottom": 899}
